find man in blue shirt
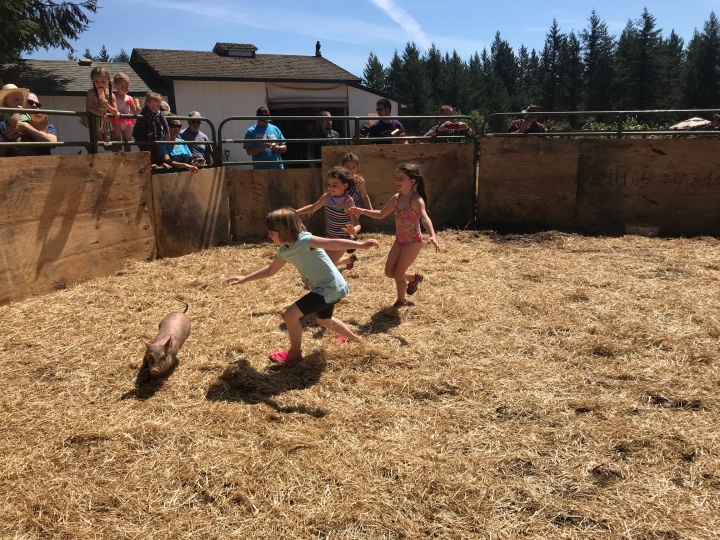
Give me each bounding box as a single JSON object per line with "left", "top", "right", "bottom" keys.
{"left": 244, "top": 106, "right": 287, "bottom": 169}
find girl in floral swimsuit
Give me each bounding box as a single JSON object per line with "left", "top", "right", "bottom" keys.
{"left": 296, "top": 166, "right": 361, "bottom": 269}
{"left": 349, "top": 162, "right": 440, "bottom": 307}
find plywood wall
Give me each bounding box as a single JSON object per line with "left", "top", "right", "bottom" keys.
{"left": 0, "top": 152, "right": 155, "bottom": 304}
{"left": 151, "top": 167, "right": 231, "bottom": 258}
{"left": 575, "top": 139, "right": 720, "bottom": 235}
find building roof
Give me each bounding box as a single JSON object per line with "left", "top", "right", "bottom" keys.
{"left": 130, "top": 48, "right": 361, "bottom": 83}
{"left": 0, "top": 60, "right": 152, "bottom": 96}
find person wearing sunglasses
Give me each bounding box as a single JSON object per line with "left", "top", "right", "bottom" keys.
{"left": 0, "top": 89, "right": 58, "bottom": 157}
{"left": 180, "top": 111, "right": 213, "bottom": 166}
{"left": 158, "top": 116, "right": 198, "bottom": 172}
{"left": 367, "top": 98, "right": 405, "bottom": 144}
{"left": 243, "top": 106, "right": 287, "bottom": 169}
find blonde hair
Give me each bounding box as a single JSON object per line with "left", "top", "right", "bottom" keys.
{"left": 145, "top": 92, "right": 162, "bottom": 104}
{"left": 265, "top": 208, "right": 306, "bottom": 244}
{"left": 113, "top": 72, "right": 130, "bottom": 85}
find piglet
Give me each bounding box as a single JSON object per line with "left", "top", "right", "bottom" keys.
{"left": 141, "top": 303, "right": 191, "bottom": 376}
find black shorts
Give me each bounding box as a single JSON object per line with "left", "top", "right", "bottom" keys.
{"left": 295, "top": 292, "right": 337, "bottom": 319}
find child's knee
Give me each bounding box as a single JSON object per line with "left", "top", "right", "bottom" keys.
{"left": 384, "top": 268, "right": 394, "bottom": 279}
{"left": 316, "top": 317, "right": 332, "bottom": 329}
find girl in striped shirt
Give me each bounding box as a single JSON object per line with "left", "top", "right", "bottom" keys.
{"left": 296, "top": 166, "right": 361, "bottom": 270}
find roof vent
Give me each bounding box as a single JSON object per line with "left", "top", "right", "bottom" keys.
{"left": 78, "top": 58, "right": 93, "bottom": 66}
{"left": 212, "top": 43, "right": 257, "bottom": 58}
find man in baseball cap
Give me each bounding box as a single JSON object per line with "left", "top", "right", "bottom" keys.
{"left": 243, "top": 106, "right": 287, "bottom": 169}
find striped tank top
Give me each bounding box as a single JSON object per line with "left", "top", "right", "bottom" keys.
{"left": 326, "top": 194, "right": 353, "bottom": 239}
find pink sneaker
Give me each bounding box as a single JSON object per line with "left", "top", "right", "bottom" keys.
{"left": 269, "top": 350, "right": 302, "bottom": 363}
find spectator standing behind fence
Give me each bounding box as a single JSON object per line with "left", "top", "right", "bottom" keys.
{"left": 368, "top": 98, "right": 405, "bottom": 143}
{"left": 307, "top": 110, "right": 339, "bottom": 168}
{"left": 507, "top": 104, "right": 547, "bottom": 134}
{"left": 424, "top": 105, "right": 474, "bottom": 140}
{"left": 85, "top": 66, "right": 118, "bottom": 145}
{"left": 244, "top": 106, "right": 287, "bottom": 169}
{"left": 110, "top": 72, "right": 139, "bottom": 153}
{"left": 132, "top": 92, "right": 169, "bottom": 167}
{"left": 180, "top": 111, "right": 213, "bottom": 166}
{"left": 0, "top": 89, "right": 58, "bottom": 157}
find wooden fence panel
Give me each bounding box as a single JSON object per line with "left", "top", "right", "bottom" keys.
{"left": 227, "top": 168, "right": 323, "bottom": 240}
{"left": 477, "top": 137, "right": 579, "bottom": 227}
{"left": 0, "top": 153, "right": 155, "bottom": 304}
{"left": 575, "top": 139, "right": 720, "bottom": 235}
{"left": 151, "top": 166, "right": 231, "bottom": 257}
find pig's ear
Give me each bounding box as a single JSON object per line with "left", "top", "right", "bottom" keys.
{"left": 140, "top": 337, "right": 151, "bottom": 348}
{"left": 162, "top": 336, "right": 172, "bottom": 351}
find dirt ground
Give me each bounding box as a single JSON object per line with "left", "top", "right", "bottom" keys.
{"left": 1, "top": 230, "right": 718, "bottom": 539}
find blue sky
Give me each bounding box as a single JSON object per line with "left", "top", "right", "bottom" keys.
{"left": 28, "top": 0, "right": 720, "bottom": 79}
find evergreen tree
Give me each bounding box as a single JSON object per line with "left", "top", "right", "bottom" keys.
{"left": 0, "top": 0, "right": 98, "bottom": 63}
{"left": 490, "top": 32, "right": 517, "bottom": 97}
{"left": 685, "top": 12, "right": 720, "bottom": 107}
{"left": 538, "top": 19, "right": 565, "bottom": 111}
{"left": 659, "top": 31, "right": 685, "bottom": 108}
{"left": 558, "top": 31, "right": 583, "bottom": 113}
{"left": 384, "top": 51, "right": 403, "bottom": 97}
{"left": 466, "top": 52, "right": 487, "bottom": 114}
{"left": 97, "top": 44, "right": 110, "bottom": 62}
{"left": 112, "top": 49, "right": 130, "bottom": 63}
{"left": 613, "top": 9, "right": 664, "bottom": 110}
{"left": 424, "top": 44, "right": 446, "bottom": 108}
{"left": 397, "top": 42, "right": 432, "bottom": 128}
{"left": 441, "top": 51, "right": 470, "bottom": 113}
{"left": 580, "top": 10, "right": 615, "bottom": 111}
{"left": 363, "top": 52, "right": 386, "bottom": 90}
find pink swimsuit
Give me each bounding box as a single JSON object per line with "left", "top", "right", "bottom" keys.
{"left": 110, "top": 94, "right": 135, "bottom": 128}
{"left": 394, "top": 193, "right": 422, "bottom": 247}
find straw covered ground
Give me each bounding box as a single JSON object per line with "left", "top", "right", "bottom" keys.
{"left": 1, "top": 230, "right": 719, "bottom": 539}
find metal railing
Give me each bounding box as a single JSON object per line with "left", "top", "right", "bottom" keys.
{"left": 217, "top": 114, "right": 479, "bottom": 168}
{"left": 0, "top": 107, "right": 218, "bottom": 168}
{"left": 482, "top": 109, "right": 720, "bottom": 138}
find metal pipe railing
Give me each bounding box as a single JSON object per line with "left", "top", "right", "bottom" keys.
{"left": 482, "top": 109, "right": 720, "bottom": 138}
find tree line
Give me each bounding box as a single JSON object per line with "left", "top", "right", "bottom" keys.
{"left": 362, "top": 9, "right": 720, "bottom": 131}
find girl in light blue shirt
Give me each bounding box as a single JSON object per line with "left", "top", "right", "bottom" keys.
{"left": 226, "top": 208, "right": 378, "bottom": 363}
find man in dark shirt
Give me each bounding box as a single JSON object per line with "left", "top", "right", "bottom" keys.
{"left": 307, "top": 110, "right": 339, "bottom": 168}
{"left": 368, "top": 98, "right": 404, "bottom": 143}
{"left": 507, "top": 104, "right": 547, "bottom": 134}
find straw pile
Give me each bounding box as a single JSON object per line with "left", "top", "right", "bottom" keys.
{"left": 1, "top": 230, "right": 718, "bottom": 539}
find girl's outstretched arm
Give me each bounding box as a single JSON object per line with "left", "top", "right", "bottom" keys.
{"left": 296, "top": 193, "right": 328, "bottom": 215}
{"left": 226, "top": 257, "right": 286, "bottom": 284}
{"left": 413, "top": 197, "right": 441, "bottom": 252}
{"left": 348, "top": 193, "right": 398, "bottom": 220}
{"left": 309, "top": 236, "right": 379, "bottom": 252}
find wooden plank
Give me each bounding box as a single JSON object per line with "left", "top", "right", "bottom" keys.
{"left": 0, "top": 152, "right": 155, "bottom": 305}
{"left": 151, "top": 167, "right": 231, "bottom": 257}
{"left": 576, "top": 139, "right": 720, "bottom": 235}
{"left": 477, "top": 137, "right": 578, "bottom": 227}
{"left": 227, "top": 168, "right": 323, "bottom": 240}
